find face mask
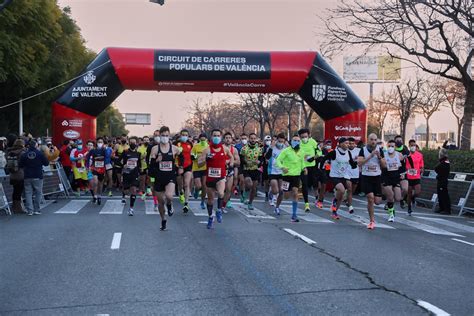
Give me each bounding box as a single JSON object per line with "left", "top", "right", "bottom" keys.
{"left": 130, "top": 143, "right": 137, "bottom": 150}
{"left": 77, "top": 145, "right": 83, "bottom": 151}
{"left": 37, "top": 140, "right": 42, "bottom": 145}
{"left": 276, "top": 142, "right": 284, "bottom": 149}
{"left": 291, "top": 140, "right": 300, "bottom": 149}
{"left": 121, "top": 140, "right": 126, "bottom": 145}
{"left": 212, "top": 136, "right": 221, "bottom": 145}
{"left": 387, "top": 147, "right": 395, "bottom": 154}
{"left": 97, "top": 143, "right": 104, "bottom": 149}
{"left": 265, "top": 140, "right": 271, "bottom": 146}
{"left": 181, "top": 136, "right": 188, "bottom": 143}
{"left": 154, "top": 136, "right": 160, "bottom": 143}
{"left": 410, "top": 146, "right": 416, "bottom": 152}
{"left": 160, "top": 136, "right": 169, "bottom": 144}
{"left": 144, "top": 139, "right": 149, "bottom": 144}
{"left": 325, "top": 145, "right": 331, "bottom": 150}
{"left": 301, "top": 137, "right": 309, "bottom": 144}
{"left": 241, "top": 139, "right": 248, "bottom": 145}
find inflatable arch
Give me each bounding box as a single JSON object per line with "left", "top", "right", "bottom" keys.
{"left": 52, "top": 48, "right": 367, "bottom": 144}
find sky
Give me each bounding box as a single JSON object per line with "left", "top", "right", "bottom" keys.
{"left": 58, "top": 0, "right": 458, "bottom": 139}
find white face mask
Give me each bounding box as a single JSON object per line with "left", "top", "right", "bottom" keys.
{"left": 241, "top": 139, "right": 248, "bottom": 145}
{"left": 301, "top": 137, "right": 309, "bottom": 144}
{"left": 160, "top": 136, "right": 169, "bottom": 144}
{"left": 387, "top": 147, "right": 395, "bottom": 154}
{"left": 154, "top": 136, "right": 160, "bottom": 143}
{"left": 325, "top": 145, "right": 331, "bottom": 150}
{"left": 410, "top": 146, "right": 416, "bottom": 152}
{"left": 97, "top": 143, "right": 104, "bottom": 149}
{"left": 265, "top": 140, "right": 271, "bottom": 146}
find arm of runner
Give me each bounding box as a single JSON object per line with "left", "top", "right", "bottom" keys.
{"left": 226, "top": 147, "right": 234, "bottom": 167}
{"left": 233, "top": 148, "right": 240, "bottom": 166}
{"left": 275, "top": 149, "right": 288, "bottom": 174}
{"left": 358, "top": 148, "right": 375, "bottom": 167}
{"left": 198, "top": 147, "right": 210, "bottom": 168}
{"left": 85, "top": 151, "right": 92, "bottom": 168}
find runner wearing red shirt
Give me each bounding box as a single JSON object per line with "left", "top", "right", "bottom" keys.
{"left": 176, "top": 129, "right": 193, "bottom": 213}
{"left": 406, "top": 139, "right": 424, "bottom": 215}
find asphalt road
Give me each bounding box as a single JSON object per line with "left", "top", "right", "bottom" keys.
{"left": 1, "top": 191, "right": 473, "bottom": 315}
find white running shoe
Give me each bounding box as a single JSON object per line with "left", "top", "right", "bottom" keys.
{"left": 388, "top": 214, "right": 395, "bottom": 222}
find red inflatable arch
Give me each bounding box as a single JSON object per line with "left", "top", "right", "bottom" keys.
{"left": 52, "top": 48, "right": 367, "bottom": 143}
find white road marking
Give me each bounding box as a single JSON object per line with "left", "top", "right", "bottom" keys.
{"left": 283, "top": 228, "right": 316, "bottom": 245}
{"left": 451, "top": 238, "right": 474, "bottom": 246}
{"left": 337, "top": 209, "right": 395, "bottom": 229}
{"left": 416, "top": 300, "right": 450, "bottom": 316}
{"left": 279, "top": 206, "right": 333, "bottom": 223}
{"left": 415, "top": 216, "right": 474, "bottom": 234}
{"left": 188, "top": 201, "right": 209, "bottom": 216}
{"left": 100, "top": 200, "right": 124, "bottom": 215}
{"left": 110, "top": 233, "right": 122, "bottom": 250}
{"left": 55, "top": 200, "right": 89, "bottom": 214}
{"left": 391, "top": 216, "right": 464, "bottom": 237}
{"left": 235, "top": 203, "right": 275, "bottom": 219}
{"left": 198, "top": 221, "right": 208, "bottom": 224}
{"left": 145, "top": 200, "right": 159, "bottom": 215}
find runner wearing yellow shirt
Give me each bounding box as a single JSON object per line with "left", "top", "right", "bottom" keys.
{"left": 191, "top": 133, "right": 209, "bottom": 210}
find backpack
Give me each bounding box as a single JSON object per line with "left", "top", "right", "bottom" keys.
{"left": 6, "top": 152, "right": 19, "bottom": 173}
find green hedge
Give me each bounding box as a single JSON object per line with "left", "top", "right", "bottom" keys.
{"left": 421, "top": 149, "right": 474, "bottom": 173}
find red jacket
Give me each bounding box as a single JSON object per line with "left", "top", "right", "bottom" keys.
{"left": 59, "top": 145, "right": 72, "bottom": 168}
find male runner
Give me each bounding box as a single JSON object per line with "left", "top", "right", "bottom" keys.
{"left": 240, "top": 133, "right": 263, "bottom": 210}
{"left": 113, "top": 136, "right": 129, "bottom": 190}
{"left": 149, "top": 126, "right": 180, "bottom": 230}
{"left": 346, "top": 137, "right": 361, "bottom": 213}
{"left": 70, "top": 140, "right": 89, "bottom": 197}
{"left": 314, "top": 140, "right": 327, "bottom": 209}
{"left": 406, "top": 139, "right": 424, "bottom": 215}
{"left": 223, "top": 132, "right": 240, "bottom": 210}
{"left": 382, "top": 139, "right": 404, "bottom": 222}
{"left": 394, "top": 135, "right": 410, "bottom": 208}
{"left": 176, "top": 129, "right": 193, "bottom": 213}
{"left": 358, "top": 133, "right": 386, "bottom": 230}
{"left": 262, "top": 135, "right": 272, "bottom": 202}
{"left": 266, "top": 133, "right": 286, "bottom": 215}
{"left": 120, "top": 137, "right": 141, "bottom": 216}
{"left": 86, "top": 137, "right": 109, "bottom": 205}
{"left": 138, "top": 136, "right": 150, "bottom": 200}
{"left": 198, "top": 129, "right": 233, "bottom": 229}
{"left": 147, "top": 130, "right": 161, "bottom": 211}
{"left": 298, "top": 128, "right": 318, "bottom": 212}
{"left": 276, "top": 134, "right": 306, "bottom": 222}
{"left": 191, "top": 133, "right": 208, "bottom": 210}
{"left": 235, "top": 134, "right": 248, "bottom": 201}
{"left": 105, "top": 140, "right": 114, "bottom": 197}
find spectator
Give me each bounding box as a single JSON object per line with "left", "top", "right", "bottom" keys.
{"left": 434, "top": 148, "right": 451, "bottom": 215}
{"left": 0, "top": 136, "right": 7, "bottom": 170}
{"left": 40, "top": 138, "right": 60, "bottom": 162}
{"left": 59, "top": 139, "right": 74, "bottom": 183}
{"left": 19, "top": 140, "right": 49, "bottom": 216}
{"left": 6, "top": 139, "right": 27, "bottom": 213}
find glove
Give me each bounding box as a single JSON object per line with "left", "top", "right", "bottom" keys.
{"left": 206, "top": 153, "right": 214, "bottom": 160}
{"left": 191, "top": 153, "right": 197, "bottom": 161}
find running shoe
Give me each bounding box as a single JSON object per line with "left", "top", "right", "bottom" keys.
{"left": 141, "top": 193, "right": 146, "bottom": 201}
{"left": 128, "top": 208, "right": 134, "bottom": 216}
{"left": 179, "top": 193, "right": 185, "bottom": 205}
{"left": 291, "top": 217, "right": 300, "bottom": 223}
{"left": 146, "top": 188, "right": 152, "bottom": 196}
{"left": 367, "top": 221, "right": 375, "bottom": 230}
{"left": 97, "top": 197, "right": 102, "bottom": 206}
{"left": 316, "top": 201, "right": 323, "bottom": 209}
{"left": 248, "top": 204, "right": 254, "bottom": 211}
{"left": 348, "top": 205, "right": 354, "bottom": 214}
{"left": 331, "top": 211, "right": 340, "bottom": 220}
{"left": 121, "top": 199, "right": 126, "bottom": 205}
{"left": 274, "top": 207, "right": 281, "bottom": 215}
{"left": 407, "top": 208, "right": 412, "bottom": 216}
{"left": 331, "top": 201, "right": 337, "bottom": 212}
{"left": 27, "top": 212, "right": 33, "bottom": 216}
{"left": 167, "top": 206, "right": 174, "bottom": 217}
{"left": 384, "top": 203, "right": 388, "bottom": 210}
{"left": 154, "top": 205, "right": 159, "bottom": 212}
{"left": 108, "top": 191, "right": 113, "bottom": 197}
{"left": 33, "top": 211, "right": 41, "bottom": 215}
{"left": 265, "top": 195, "right": 269, "bottom": 202}
{"left": 226, "top": 200, "right": 233, "bottom": 209}
{"left": 75, "top": 191, "right": 81, "bottom": 197}
{"left": 207, "top": 216, "right": 214, "bottom": 229}
{"left": 269, "top": 198, "right": 275, "bottom": 207}
{"left": 92, "top": 196, "right": 97, "bottom": 204}
{"left": 388, "top": 214, "right": 395, "bottom": 222}
{"left": 233, "top": 188, "right": 239, "bottom": 196}
{"left": 304, "top": 202, "right": 310, "bottom": 212}
{"left": 216, "top": 209, "right": 223, "bottom": 223}
{"left": 193, "top": 189, "right": 199, "bottom": 199}
{"left": 160, "top": 220, "right": 167, "bottom": 231}
{"left": 183, "top": 205, "right": 189, "bottom": 214}
{"left": 400, "top": 200, "right": 406, "bottom": 209}
{"left": 200, "top": 200, "right": 206, "bottom": 210}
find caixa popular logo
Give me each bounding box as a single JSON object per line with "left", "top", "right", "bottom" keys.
{"left": 83, "top": 71, "right": 96, "bottom": 85}
{"left": 61, "top": 120, "right": 69, "bottom": 127}
{"left": 312, "top": 84, "right": 326, "bottom": 101}
{"left": 63, "top": 129, "right": 80, "bottom": 139}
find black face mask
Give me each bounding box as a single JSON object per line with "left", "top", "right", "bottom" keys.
{"left": 129, "top": 144, "right": 137, "bottom": 150}
{"left": 249, "top": 141, "right": 256, "bottom": 147}
{"left": 121, "top": 140, "right": 127, "bottom": 145}
{"left": 395, "top": 140, "right": 402, "bottom": 147}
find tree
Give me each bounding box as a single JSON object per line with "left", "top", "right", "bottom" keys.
{"left": 370, "top": 90, "right": 395, "bottom": 137}
{"left": 241, "top": 94, "right": 272, "bottom": 139}
{"left": 417, "top": 77, "right": 446, "bottom": 148}
{"left": 391, "top": 79, "right": 423, "bottom": 141}
{"left": 96, "top": 104, "right": 128, "bottom": 137}
{"left": 322, "top": 0, "right": 474, "bottom": 149}
{"left": 444, "top": 80, "right": 467, "bottom": 146}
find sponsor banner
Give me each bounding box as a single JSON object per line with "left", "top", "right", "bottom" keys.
{"left": 154, "top": 50, "right": 271, "bottom": 82}
{"left": 324, "top": 110, "right": 367, "bottom": 143}
{"left": 343, "top": 55, "right": 401, "bottom": 81}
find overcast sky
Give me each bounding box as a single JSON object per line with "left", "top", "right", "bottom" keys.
{"left": 58, "top": 0, "right": 456, "bottom": 138}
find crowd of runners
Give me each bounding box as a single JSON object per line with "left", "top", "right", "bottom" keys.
{"left": 42, "top": 127, "right": 426, "bottom": 231}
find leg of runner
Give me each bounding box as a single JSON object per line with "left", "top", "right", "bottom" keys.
{"left": 384, "top": 185, "right": 395, "bottom": 222}
{"left": 300, "top": 171, "right": 310, "bottom": 212}
{"left": 270, "top": 179, "right": 280, "bottom": 214}
{"left": 346, "top": 180, "right": 354, "bottom": 213}
{"left": 407, "top": 185, "right": 413, "bottom": 215}
{"left": 367, "top": 192, "right": 376, "bottom": 228}
{"left": 90, "top": 175, "right": 98, "bottom": 204}
{"left": 244, "top": 176, "right": 252, "bottom": 205}
{"left": 290, "top": 185, "right": 299, "bottom": 222}
{"left": 248, "top": 179, "right": 258, "bottom": 210}
{"left": 206, "top": 185, "right": 215, "bottom": 229}
{"left": 177, "top": 172, "right": 185, "bottom": 204}
{"left": 97, "top": 175, "right": 104, "bottom": 205}
{"left": 139, "top": 172, "right": 147, "bottom": 200}
{"left": 400, "top": 179, "right": 408, "bottom": 208}
{"left": 224, "top": 174, "right": 233, "bottom": 211}
{"left": 200, "top": 176, "right": 207, "bottom": 209}
{"left": 157, "top": 191, "right": 167, "bottom": 230}
{"left": 331, "top": 182, "right": 344, "bottom": 220}
{"left": 128, "top": 186, "right": 137, "bottom": 216}
{"left": 216, "top": 179, "right": 226, "bottom": 223}
{"left": 239, "top": 173, "right": 246, "bottom": 203}
{"left": 274, "top": 184, "right": 284, "bottom": 216}
{"left": 182, "top": 171, "right": 192, "bottom": 213}
{"left": 106, "top": 169, "right": 113, "bottom": 196}
{"left": 165, "top": 182, "right": 175, "bottom": 217}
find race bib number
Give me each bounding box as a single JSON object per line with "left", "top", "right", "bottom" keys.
{"left": 387, "top": 162, "right": 399, "bottom": 171}
{"left": 281, "top": 181, "right": 290, "bottom": 191}
{"left": 127, "top": 160, "right": 138, "bottom": 169}
{"left": 366, "top": 165, "right": 378, "bottom": 172}
{"left": 105, "top": 163, "right": 113, "bottom": 170}
{"left": 208, "top": 167, "right": 222, "bottom": 178}
{"left": 77, "top": 167, "right": 85, "bottom": 173}
{"left": 159, "top": 161, "right": 172, "bottom": 171}
{"left": 94, "top": 161, "right": 104, "bottom": 168}
{"left": 407, "top": 168, "right": 418, "bottom": 176}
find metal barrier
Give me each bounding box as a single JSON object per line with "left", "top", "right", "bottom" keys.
{"left": 0, "top": 182, "right": 11, "bottom": 215}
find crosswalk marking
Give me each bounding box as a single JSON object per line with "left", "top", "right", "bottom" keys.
{"left": 188, "top": 201, "right": 209, "bottom": 216}
{"left": 337, "top": 209, "right": 395, "bottom": 229}
{"left": 415, "top": 216, "right": 474, "bottom": 234}
{"left": 388, "top": 216, "right": 464, "bottom": 237}
{"left": 279, "top": 206, "right": 333, "bottom": 223}
{"left": 99, "top": 200, "right": 124, "bottom": 215}
{"left": 235, "top": 203, "right": 275, "bottom": 219}
{"left": 145, "top": 200, "right": 159, "bottom": 215}
{"left": 55, "top": 200, "right": 89, "bottom": 214}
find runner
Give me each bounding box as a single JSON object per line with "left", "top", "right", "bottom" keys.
{"left": 138, "top": 136, "right": 151, "bottom": 200}
{"left": 298, "top": 128, "right": 318, "bottom": 212}
{"left": 406, "top": 139, "right": 424, "bottom": 215}
{"left": 104, "top": 140, "right": 114, "bottom": 197}
{"left": 86, "top": 137, "right": 109, "bottom": 206}
{"left": 240, "top": 133, "right": 263, "bottom": 210}
{"left": 147, "top": 130, "right": 161, "bottom": 211}
{"left": 276, "top": 134, "right": 306, "bottom": 222}
{"left": 223, "top": 132, "right": 240, "bottom": 211}
{"left": 70, "top": 140, "right": 89, "bottom": 197}
{"left": 113, "top": 136, "right": 129, "bottom": 190}
{"left": 394, "top": 135, "right": 410, "bottom": 208}
{"left": 191, "top": 133, "right": 209, "bottom": 210}
{"left": 149, "top": 126, "right": 180, "bottom": 230}
{"left": 358, "top": 133, "right": 386, "bottom": 230}
{"left": 198, "top": 129, "right": 234, "bottom": 229}
{"left": 176, "top": 129, "right": 193, "bottom": 213}
{"left": 120, "top": 137, "right": 141, "bottom": 216}
{"left": 322, "top": 137, "right": 358, "bottom": 219}
{"left": 314, "top": 140, "right": 327, "bottom": 209}
{"left": 346, "top": 137, "right": 361, "bottom": 214}
{"left": 382, "top": 139, "right": 404, "bottom": 222}
{"left": 265, "top": 133, "right": 286, "bottom": 215}
{"left": 262, "top": 135, "right": 272, "bottom": 202}
{"left": 235, "top": 133, "right": 248, "bottom": 202}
